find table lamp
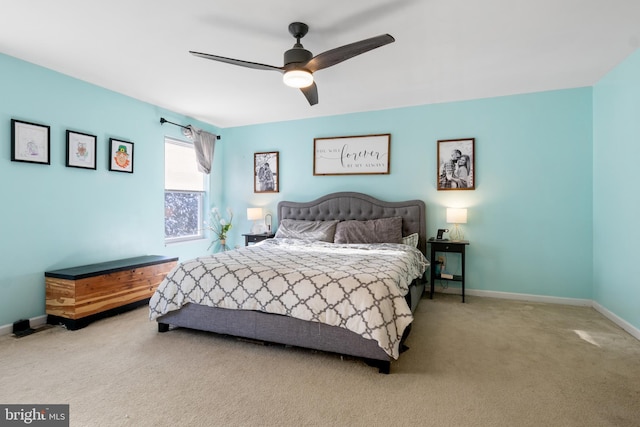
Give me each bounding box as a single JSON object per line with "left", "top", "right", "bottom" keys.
{"left": 247, "top": 208, "right": 263, "bottom": 234}
{"left": 446, "top": 208, "right": 467, "bottom": 241}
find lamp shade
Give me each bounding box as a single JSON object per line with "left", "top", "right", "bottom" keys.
{"left": 446, "top": 208, "right": 467, "bottom": 224}
{"left": 247, "top": 208, "right": 263, "bottom": 221}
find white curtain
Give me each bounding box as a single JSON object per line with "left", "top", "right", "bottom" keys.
{"left": 186, "top": 125, "right": 217, "bottom": 174}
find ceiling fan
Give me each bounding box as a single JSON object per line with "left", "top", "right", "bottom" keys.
{"left": 189, "top": 22, "right": 395, "bottom": 106}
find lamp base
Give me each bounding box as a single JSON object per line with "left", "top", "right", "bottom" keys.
{"left": 251, "top": 221, "right": 264, "bottom": 234}
{"left": 450, "top": 224, "right": 464, "bottom": 241}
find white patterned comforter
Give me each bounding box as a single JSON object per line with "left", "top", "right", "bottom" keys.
{"left": 149, "top": 238, "right": 428, "bottom": 359}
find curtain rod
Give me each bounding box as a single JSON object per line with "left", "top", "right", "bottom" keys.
{"left": 159, "top": 117, "right": 221, "bottom": 140}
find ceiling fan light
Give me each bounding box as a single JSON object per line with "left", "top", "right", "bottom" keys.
{"left": 283, "top": 70, "right": 313, "bottom": 88}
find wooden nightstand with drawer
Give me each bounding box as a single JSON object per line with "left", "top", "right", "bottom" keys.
{"left": 428, "top": 239, "right": 470, "bottom": 302}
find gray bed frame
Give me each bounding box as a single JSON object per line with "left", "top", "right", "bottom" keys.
{"left": 156, "top": 192, "right": 427, "bottom": 373}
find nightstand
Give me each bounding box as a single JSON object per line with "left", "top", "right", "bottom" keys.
{"left": 428, "top": 238, "right": 470, "bottom": 302}
{"left": 242, "top": 232, "right": 275, "bottom": 246}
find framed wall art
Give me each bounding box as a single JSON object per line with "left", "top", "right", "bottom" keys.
{"left": 109, "top": 138, "right": 134, "bottom": 173}
{"left": 437, "top": 138, "right": 475, "bottom": 190}
{"left": 66, "top": 130, "right": 97, "bottom": 170}
{"left": 254, "top": 151, "right": 279, "bottom": 193}
{"left": 314, "top": 134, "right": 390, "bottom": 175}
{"left": 11, "top": 119, "right": 51, "bottom": 165}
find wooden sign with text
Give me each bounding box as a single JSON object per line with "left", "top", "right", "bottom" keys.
{"left": 313, "top": 134, "right": 390, "bottom": 175}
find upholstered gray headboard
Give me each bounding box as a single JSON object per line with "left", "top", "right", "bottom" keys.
{"left": 277, "top": 192, "right": 427, "bottom": 256}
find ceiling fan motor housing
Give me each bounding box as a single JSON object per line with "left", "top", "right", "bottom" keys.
{"left": 285, "top": 22, "right": 312, "bottom": 68}
{"left": 284, "top": 46, "right": 313, "bottom": 68}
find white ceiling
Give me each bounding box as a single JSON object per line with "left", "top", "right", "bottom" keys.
{"left": 2, "top": 0, "right": 639, "bottom": 128}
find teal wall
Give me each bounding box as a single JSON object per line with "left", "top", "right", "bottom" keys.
{"left": 222, "top": 89, "right": 594, "bottom": 303}
{"left": 0, "top": 53, "right": 222, "bottom": 326}
{"left": 3, "top": 47, "right": 637, "bottom": 336}
{"left": 593, "top": 48, "right": 640, "bottom": 331}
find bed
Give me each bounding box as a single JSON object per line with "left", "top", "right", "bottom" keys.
{"left": 150, "top": 192, "right": 429, "bottom": 373}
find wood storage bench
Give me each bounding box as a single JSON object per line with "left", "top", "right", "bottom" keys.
{"left": 45, "top": 255, "right": 178, "bottom": 330}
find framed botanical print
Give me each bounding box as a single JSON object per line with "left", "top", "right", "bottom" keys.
{"left": 66, "top": 130, "right": 97, "bottom": 170}
{"left": 11, "top": 119, "right": 50, "bottom": 165}
{"left": 437, "top": 138, "right": 475, "bottom": 190}
{"left": 109, "top": 138, "right": 134, "bottom": 173}
{"left": 254, "top": 151, "right": 279, "bottom": 193}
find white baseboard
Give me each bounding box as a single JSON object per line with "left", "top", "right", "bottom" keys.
{"left": 435, "top": 288, "right": 640, "bottom": 341}
{"left": 465, "top": 288, "right": 592, "bottom": 306}
{"left": 0, "top": 324, "right": 10, "bottom": 336}
{"left": 0, "top": 315, "right": 48, "bottom": 337}
{"left": 592, "top": 301, "right": 640, "bottom": 341}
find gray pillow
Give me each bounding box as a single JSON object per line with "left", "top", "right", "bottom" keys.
{"left": 334, "top": 217, "right": 403, "bottom": 244}
{"left": 274, "top": 219, "right": 339, "bottom": 242}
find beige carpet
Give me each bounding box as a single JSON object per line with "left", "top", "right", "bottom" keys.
{"left": 1, "top": 294, "right": 639, "bottom": 427}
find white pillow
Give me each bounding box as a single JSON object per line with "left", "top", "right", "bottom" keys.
{"left": 402, "top": 233, "right": 419, "bottom": 248}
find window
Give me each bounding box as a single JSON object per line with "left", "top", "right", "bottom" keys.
{"left": 164, "top": 137, "right": 206, "bottom": 243}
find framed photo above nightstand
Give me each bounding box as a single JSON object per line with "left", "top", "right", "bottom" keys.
{"left": 254, "top": 152, "right": 279, "bottom": 193}
{"left": 437, "top": 138, "right": 475, "bottom": 190}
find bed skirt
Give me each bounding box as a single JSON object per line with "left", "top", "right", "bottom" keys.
{"left": 156, "top": 277, "right": 425, "bottom": 373}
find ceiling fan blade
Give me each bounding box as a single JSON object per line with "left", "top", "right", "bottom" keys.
{"left": 304, "top": 34, "right": 395, "bottom": 73}
{"left": 189, "top": 51, "right": 284, "bottom": 72}
{"left": 300, "top": 82, "right": 318, "bottom": 106}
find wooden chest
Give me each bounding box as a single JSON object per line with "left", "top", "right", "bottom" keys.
{"left": 45, "top": 255, "right": 178, "bottom": 330}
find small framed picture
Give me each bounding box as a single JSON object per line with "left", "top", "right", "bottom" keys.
{"left": 11, "top": 119, "right": 51, "bottom": 165}
{"left": 254, "top": 151, "right": 279, "bottom": 193}
{"left": 66, "top": 130, "right": 97, "bottom": 170}
{"left": 437, "top": 138, "right": 475, "bottom": 190}
{"left": 109, "top": 138, "right": 134, "bottom": 173}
